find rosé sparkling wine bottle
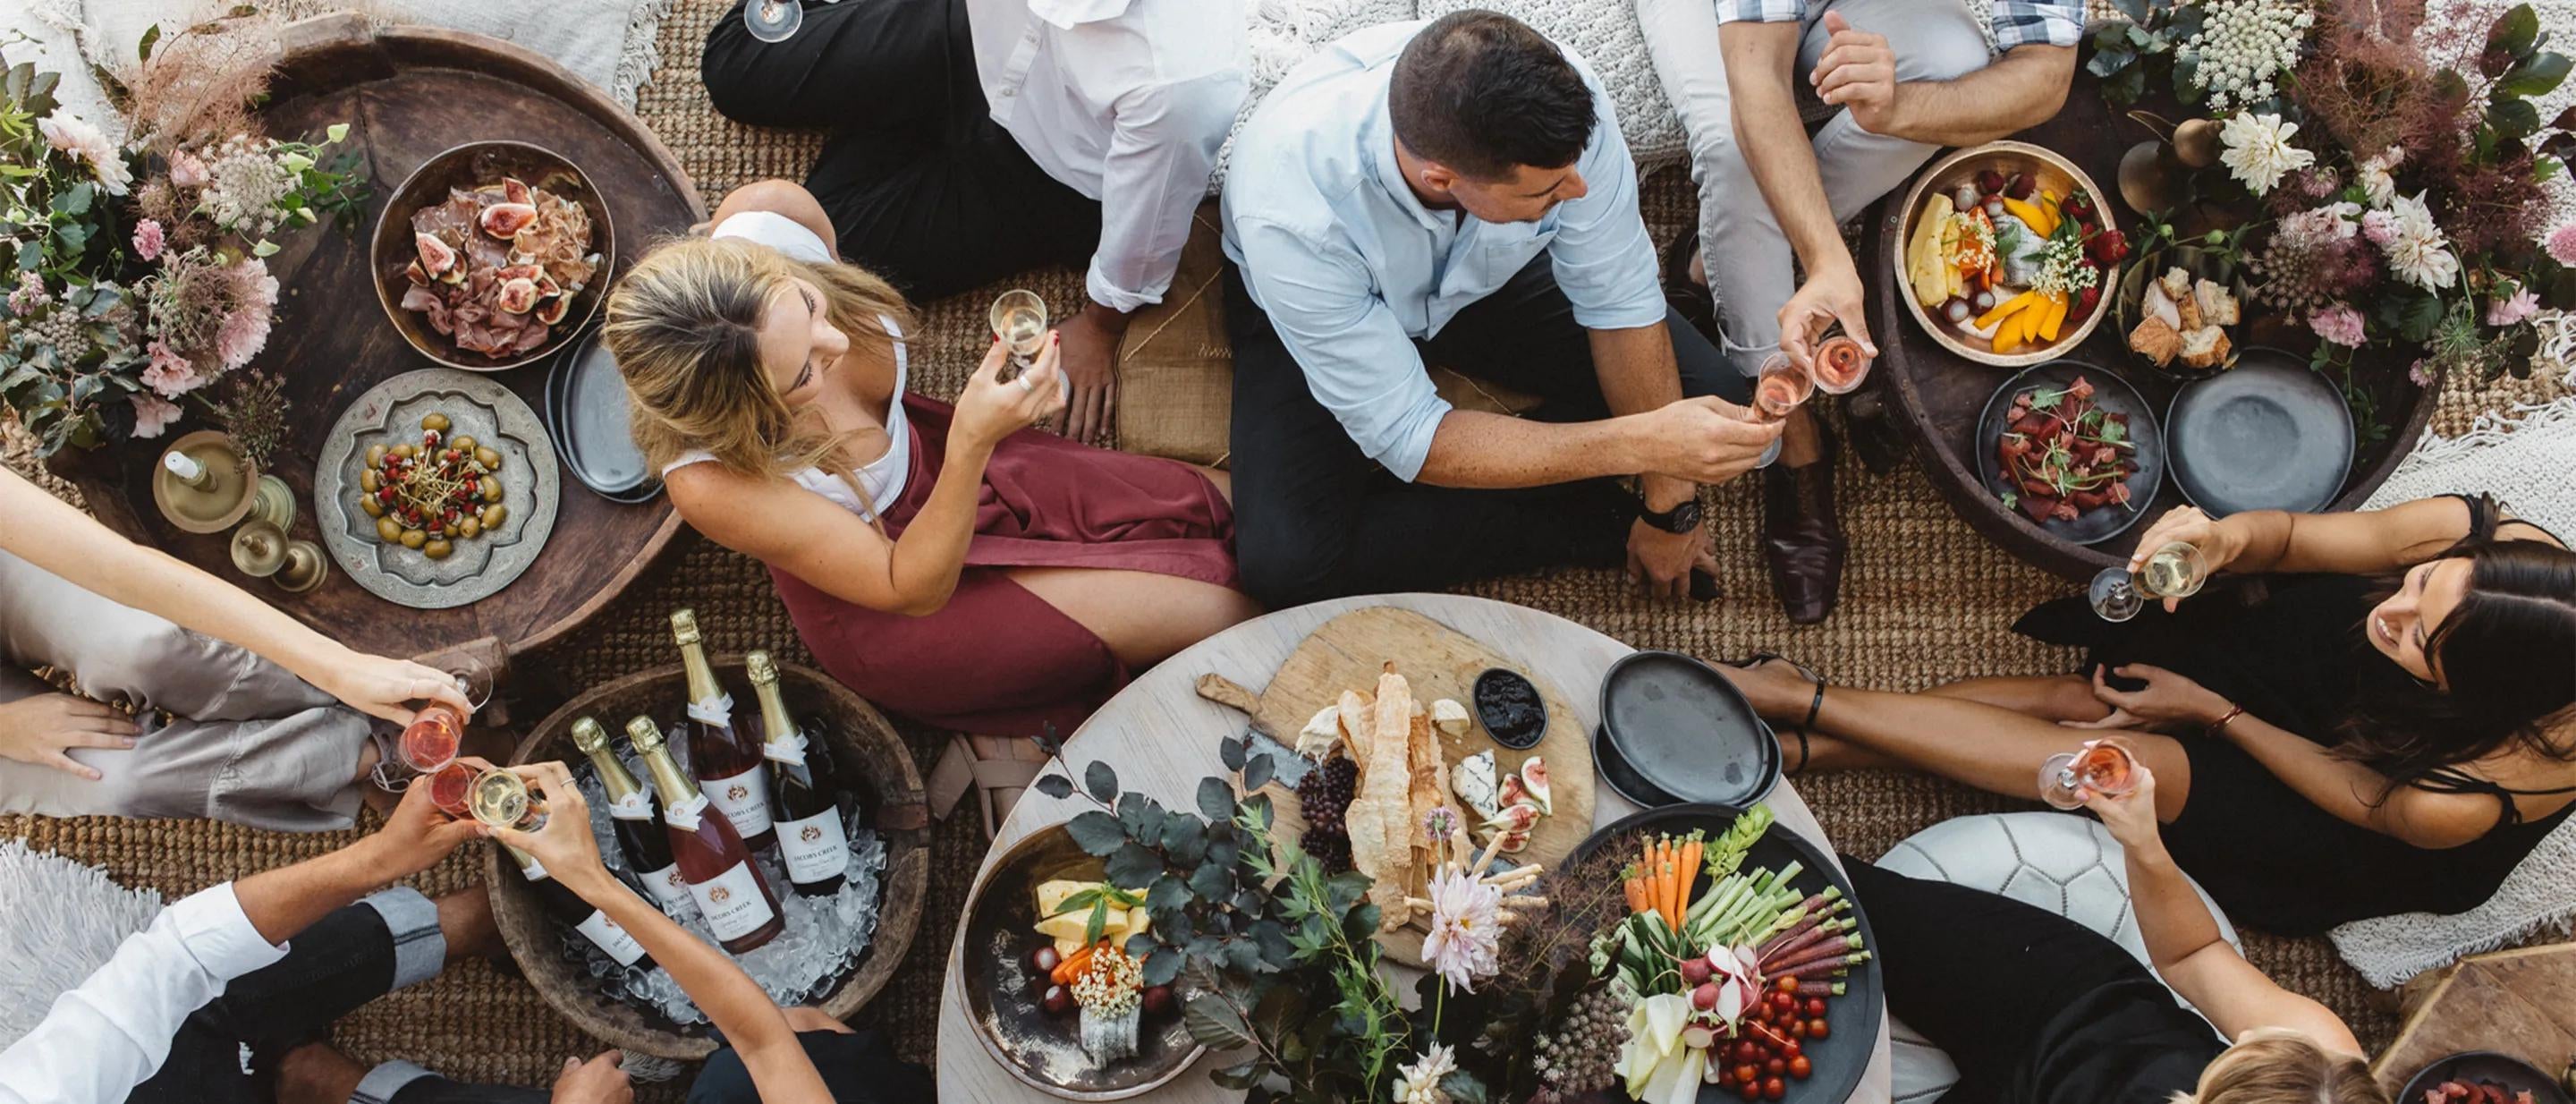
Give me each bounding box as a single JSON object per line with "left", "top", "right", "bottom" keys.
{"left": 751, "top": 651, "right": 856, "bottom": 897}
{"left": 571, "top": 716, "right": 698, "bottom": 918}
{"left": 629, "top": 716, "right": 784, "bottom": 953}
{"left": 671, "top": 609, "right": 775, "bottom": 853}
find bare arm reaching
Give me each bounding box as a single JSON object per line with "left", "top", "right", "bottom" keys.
{"left": 1809, "top": 11, "right": 2074, "bottom": 147}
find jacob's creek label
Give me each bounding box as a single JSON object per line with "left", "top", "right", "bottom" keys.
{"left": 702, "top": 766, "right": 773, "bottom": 841}
{"left": 687, "top": 860, "right": 775, "bottom": 941}
{"left": 777, "top": 809, "right": 849, "bottom": 886}
{"left": 574, "top": 910, "right": 649, "bottom": 967}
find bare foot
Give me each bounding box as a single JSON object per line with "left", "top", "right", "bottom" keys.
{"left": 274, "top": 1041, "right": 368, "bottom": 1104}
{"left": 1712, "top": 656, "right": 1818, "bottom": 720}
{"left": 436, "top": 883, "right": 505, "bottom": 963}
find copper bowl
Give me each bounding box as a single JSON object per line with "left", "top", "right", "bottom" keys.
{"left": 958, "top": 824, "right": 1203, "bottom": 1100}
{"left": 1892, "top": 140, "right": 2116, "bottom": 369}
{"left": 370, "top": 140, "right": 614, "bottom": 371}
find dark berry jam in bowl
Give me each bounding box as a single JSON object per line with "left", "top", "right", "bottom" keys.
{"left": 1472, "top": 667, "right": 1547, "bottom": 750}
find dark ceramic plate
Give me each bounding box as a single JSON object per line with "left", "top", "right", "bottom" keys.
{"left": 1473, "top": 667, "right": 1547, "bottom": 750}
{"left": 2397, "top": 1051, "right": 2575, "bottom": 1104}
{"left": 959, "top": 824, "right": 1201, "bottom": 1100}
{"left": 545, "top": 325, "right": 661, "bottom": 503}
{"left": 1570, "top": 803, "right": 1884, "bottom": 1104}
{"left": 1975, "top": 361, "right": 2165, "bottom": 546}
{"left": 2165, "top": 346, "right": 2351, "bottom": 516}
{"left": 1597, "top": 650, "right": 1777, "bottom": 809}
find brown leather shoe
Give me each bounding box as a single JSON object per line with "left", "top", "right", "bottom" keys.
{"left": 1761, "top": 426, "right": 1848, "bottom": 624}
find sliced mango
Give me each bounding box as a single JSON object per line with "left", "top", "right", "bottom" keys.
{"left": 1976, "top": 289, "right": 2041, "bottom": 331}
{"left": 2001, "top": 196, "right": 2054, "bottom": 236}
{"left": 1993, "top": 321, "right": 2027, "bottom": 354}
{"left": 2038, "top": 292, "right": 2070, "bottom": 342}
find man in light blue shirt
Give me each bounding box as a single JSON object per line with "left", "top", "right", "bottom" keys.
{"left": 1220, "top": 12, "right": 1780, "bottom": 608}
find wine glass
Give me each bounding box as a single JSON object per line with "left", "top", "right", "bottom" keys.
{"left": 1751, "top": 352, "right": 1814, "bottom": 420}
{"left": 743, "top": 0, "right": 803, "bottom": 42}
{"left": 989, "top": 289, "right": 1047, "bottom": 373}
{"left": 467, "top": 766, "right": 544, "bottom": 830}
{"left": 2038, "top": 740, "right": 2139, "bottom": 811}
{"left": 2088, "top": 540, "right": 2209, "bottom": 623}
{"left": 2088, "top": 566, "right": 2146, "bottom": 622}
{"left": 424, "top": 760, "right": 478, "bottom": 816}
{"left": 1809, "top": 335, "right": 1873, "bottom": 395}
{"left": 372, "top": 656, "right": 497, "bottom": 793}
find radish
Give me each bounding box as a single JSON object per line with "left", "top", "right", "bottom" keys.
{"left": 1682, "top": 1024, "right": 1716, "bottom": 1051}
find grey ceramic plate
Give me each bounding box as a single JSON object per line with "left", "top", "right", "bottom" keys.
{"left": 546, "top": 325, "right": 660, "bottom": 502}
{"left": 959, "top": 824, "right": 1201, "bottom": 1100}
{"left": 1974, "top": 361, "right": 2165, "bottom": 546}
{"left": 1596, "top": 650, "right": 1778, "bottom": 809}
{"left": 315, "top": 369, "right": 562, "bottom": 609}
{"left": 2165, "top": 346, "right": 2352, "bottom": 516}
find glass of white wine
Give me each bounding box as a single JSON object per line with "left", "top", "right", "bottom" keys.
{"left": 467, "top": 767, "right": 544, "bottom": 831}
{"left": 744, "top": 0, "right": 803, "bottom": 42}
{"left": 989, "top": 289, "right": 1047, "bottom": 378}
{"left": 2088, "top": 539, "right": 2211, "bottom": 622}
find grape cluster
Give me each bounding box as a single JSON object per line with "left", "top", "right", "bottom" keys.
{"left": 1530, "top": 983, "right": 1631, "bottom": 1103}
{"left": 1293, "top": 755, "right": 1360, "bottom": 873}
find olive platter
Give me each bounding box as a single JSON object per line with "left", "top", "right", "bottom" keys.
{"left": 359, "top": 411, "right": 514, "bottom": 560}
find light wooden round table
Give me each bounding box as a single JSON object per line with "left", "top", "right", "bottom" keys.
{"left": 938, "top": 593, "right": 1895, "bottom": 1103}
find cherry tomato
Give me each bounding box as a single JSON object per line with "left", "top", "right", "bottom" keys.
{"left": 1788, "top": 1018, "right": 1808, "bottom": 1039}
{"left": 1140, "top": 985, "right": 1174, "bottom": 1015}
{"left": 1780, "top": 1040, "right": 1802, "bottom": 1059}
{"left": 1808, "top": 1018, "right": 1831, "bottom": 1040}
{"left": 1767, "top": 1058, "right": 1786, "bottom": 1076}
{"left": 1805, "top": 997, "right": 1827, "bottom": 1017}
{"left": 1776, "top": 976, "right": 1800, "bottom": 994}
{"left": 1765, "top": 1075, "right": 1787, "bottom": 1100}
{"left": 1039, "top": 984, "right": 1072, "bottom": 1015}
{"left": 1735, "top": 1064, "right": 1760, "bottom": 1086}
{"left": 1738, "top": 1040, "right": 1764, "bottom": 1064}
{"left": 1737, "top": 1082, "right": 1761, "bottom": 1102}
{"left": 1771, "top": 991, "right": 1795, "bottom": 1011}
{"left": 1790, "top": 1056, "right": 1814, "bottom": 1081}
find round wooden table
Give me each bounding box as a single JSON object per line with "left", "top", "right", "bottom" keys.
{"left": 1858, "top": 87, "right": 2436, "bottom": 581}
{"left": 937, "top": 593, "right": 1894, "bottom": 1104}
{"left": 46, "top": 15, "right": 694, "bottom": 666}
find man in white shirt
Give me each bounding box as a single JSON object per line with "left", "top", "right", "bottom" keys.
{"left": 701, "top": 0, "right": 1247, "bottom": 444}
{"left": 0, "top": 784, "right": 623, "bottom": 1104}
{"left": 1220, "top": 13, "right": 1779, "bottom": 607}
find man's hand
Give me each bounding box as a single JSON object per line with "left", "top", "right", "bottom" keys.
{"left": 1777, "top": 265, "right": 1876, "bottom": 372}
{"left": 359, "top": 770, "right": 484, "bottom": 879}
{"left": 1810, "top": 13, "right": 1899, "bottom": 135}
{"left": 1636, "top": 396, "right": 1784, "bottom": 484}
{"left": 1053, "top": 305, "right": 1126, "bottom": 446}
{"left": 0, "top": 693, "right": 137, "bottom": 780}
{"left": 1627, "top": 520, "right": 1716, "bottom": 599}
{"left": 550, "top": 1050, "right": 632, "bottom": 1104}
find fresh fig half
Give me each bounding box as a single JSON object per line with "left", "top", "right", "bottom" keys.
{"left": 403, "top": 259, "right": 429, "bottom": 285}
{"left": 534, "top": 293, "right": 572, "bottom": 326}
{"left": 501, "top": 176, "right": 534, "bottom": 207}
{"left": 495, "top": 276, "right": 541, "bottom": 315}
{"left": 415, "top": 232, "right": 459, "bottom": 276}
{"left": 1519, "top": 756, "right": 1552, "bottom": 816}
{"left": 495, "top": 263, "right": 545, "bottom": 284}
{"left": 479, "top": 201, "right": 539, "bottom": 239}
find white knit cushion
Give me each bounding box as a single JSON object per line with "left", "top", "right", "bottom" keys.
{"left": 1874, "top": 813, "right": 2240, "bottom": 1104}
{"left": 0, "top": 839, "right": 165, "bottom": 1048}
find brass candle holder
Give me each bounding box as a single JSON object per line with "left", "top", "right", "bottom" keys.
{"left": 248, "top": 474, "right": 298, "bottom": 531}
{"left": 275, "top": 539, "right": 330, "bottom": 593}
{"left": 229, "top": 519, "right": 290, "bottom": 578}
{"left": 152, "top": 430, "right": 258, "bottom": 534}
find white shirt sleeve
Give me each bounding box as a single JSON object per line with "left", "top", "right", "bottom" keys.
{"left": 0, "top": 883, "right": 287, "bottom": 1104}
{"left": 1084, "top": 70, "right": 1244, "bottom": 312}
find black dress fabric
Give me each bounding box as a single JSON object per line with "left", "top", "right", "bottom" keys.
{"left": 685, "top": 1026, "right": 935, "bottom": 1104}
{"left": 2012, "top": 500, "right": 2575, "bottom": 934}
{"left": 1845, "top": 861, "right": 2224, "bottom": 1104}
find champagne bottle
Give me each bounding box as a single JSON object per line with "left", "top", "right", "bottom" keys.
{"left": 628, "top": 715, "right": 784, "bottom": 954}
{"left": 503, "top": 844, "right": 655, "bottom": 972}
{"left": 672, "top": 609, "right": 775, "bottom": 852}
{"left": 569, "top": 716, "right": 697, "bottom": 918}
{"left": 750, "top": 651, "right": 853, "bottom": 896}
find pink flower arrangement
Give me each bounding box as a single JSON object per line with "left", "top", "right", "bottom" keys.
{"left": 2547, "top": 223, "right": 2576, "bottom": 268}
{"left": 2362, "top": 209, "right": 2398, "bottom": 246}
{"left": 2309, "top": 302, "right": 2368, "bottom": 346}
{"left": 7, "top": 271, "right": 47, "bottom": 317}
{"left": 140, "top": 339, "right": 202, "bottom": 397}
{"left": 166, "top": 149, "right": 208, "bottom": 190}
{"left": 2409, "top": 359, "right": 2436, "bottom": 386}
{"left": 213, "top": 258, "right": 277, "bottom": 371}
{"left": 128, "top": 394, "right": 181, "bottom": 438}
{"left": 131, "top": 218, "right": 165, "bottom": 261}
{"left": 2487, "top": 285, "right": 2541, "bottom": 327}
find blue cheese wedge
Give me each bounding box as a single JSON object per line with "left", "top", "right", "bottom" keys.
{"left": 1451, "top": 750, "right": 1502, "bottom": 822}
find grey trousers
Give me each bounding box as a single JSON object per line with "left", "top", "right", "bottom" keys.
{"left": 0, "top": 548, "right": 369, "bottom": 829}
{"left": 1635, "top": 0, "right": 1996, "bottom": 374}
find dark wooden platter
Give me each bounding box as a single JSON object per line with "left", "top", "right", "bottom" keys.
{"left": 47, "top": 15, "right": 696, "bottom": 664}
{"left": 1861, "top": 86, "right": 2438, "bottom": 581}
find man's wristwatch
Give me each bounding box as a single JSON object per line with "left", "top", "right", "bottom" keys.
{"left": 1635, "top": 497, "right": 1703, "bottom": 534}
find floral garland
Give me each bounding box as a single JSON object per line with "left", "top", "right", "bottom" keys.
{"left": 2091, "top": 0, "right": 2576, "bottom": 416}
{"left": 0, "top": 15, "right": 363, "bottom": 455}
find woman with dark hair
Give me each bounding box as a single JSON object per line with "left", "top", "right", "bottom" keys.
{"left": 1720, "top": 495, "right": 2576, "bottom": 933}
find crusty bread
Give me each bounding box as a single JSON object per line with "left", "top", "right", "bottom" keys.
{"left": 2179, "top": 325, "right": 2231, "bottom": 369}
{"left": 2129, "top": 315, "right": 2183, "bottom": 367}
{"left": 2193, "top": 279, "right": 2241, "bottom": 327}
{"left": 2140, "top": 282, "right": 2183, "bottom": 330}
{"left": 2158, "top": 267, "right": 2191, "bottom": 302}
{"left": 1359, "top": 671, "right": 1418, "bottom": 931}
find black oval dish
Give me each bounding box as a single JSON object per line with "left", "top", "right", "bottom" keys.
{"left": 545, "top": 324, "right": 661, "bottom": 504}
{"left": 1570, "top": 803, "right": 1884, "bottom": 1104}
{"left": 1597, "top": 650, "right": 1778, "bottom": 809}
{"left": 2165, "top": 346, "right": 2352, "bottom": 516}
{"left": 1974, "top": 361, "right": 2165, "bottom": 547}
{"left": 1472, "top": 667, "right": 1547, "bottom": 750}
{"left": 2397, "top": 1051, "right": 2574, "bottom": 1104}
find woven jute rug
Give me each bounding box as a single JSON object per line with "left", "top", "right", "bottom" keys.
{"left": 10, "top": 0, "right": 2576, "bottom": 1093}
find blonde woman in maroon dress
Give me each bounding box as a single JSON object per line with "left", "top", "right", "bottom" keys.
{"left": 603, "top": 181, "right": 1258, "bottom": 830}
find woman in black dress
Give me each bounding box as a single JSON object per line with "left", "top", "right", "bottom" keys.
{"left": 1859, "top": 754, "right": 2387, "bottom": 1104}
{"left": 1724, "top": 495, "right": 2576, "bottom": 933}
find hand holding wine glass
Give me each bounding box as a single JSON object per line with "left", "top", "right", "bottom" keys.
{"left": 360, "top": 773, "right": 486, "bottom": 879}
{"left": 484, "top": 761, "right": 614, "bottom": 896}
{"left": 312, "top": 648, "right": 475, "bottom": 727}
{"left": 952, "top": 334, "right": 1066, "bottom": 454}
{"left": 2125, "top": 505, "right": 2243, "bottom": 610}
{"left": 2078, "top": 749, "right": 2165, "bottom": 855}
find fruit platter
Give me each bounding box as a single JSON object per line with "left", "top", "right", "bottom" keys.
{"left": 316, "top": 369, "right": 562, "bottom": 608}
{"left": 959, "top": 824, "right": 1202, "bottom": 1100}
{"left": 1974, "top": 362, "right": 2165, "bottom": 547}
{"left": 1566, "top": 804, "right": 1881, "bottom": 1104}
{"left": 372, "top": 140, "right": 614, "bottom": 372}
{"left": 1895, "top": 140, "right": 2125, "bottom": 368}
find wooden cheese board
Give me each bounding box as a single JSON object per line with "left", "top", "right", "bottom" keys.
{"left": 1195, "top": 606, "right": 1594, "bottom": 964}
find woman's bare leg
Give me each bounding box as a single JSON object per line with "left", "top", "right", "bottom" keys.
{"left": 1007, "top": 567, "right": 1262, "bottom": 670}
{"left": 1197, "top": 465, "right": 1233, "bottom": 503}
{"left": 1924, "top": 673, "right": 2111, "bottom": 723}
{"left": 1721, "top": 658, "right": 2193, "bottom": 820}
